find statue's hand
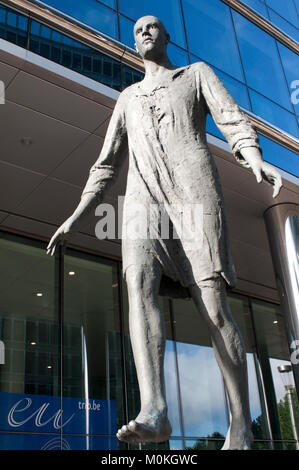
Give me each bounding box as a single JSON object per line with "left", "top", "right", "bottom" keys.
{"left": 46, "top": 216, "right": 78, "bottom": 256}
{"left": 240, "top": 147, "right": 282, "bottom": 198}
{"left": 260, "top": 161, "right": 282, "bottom": 198}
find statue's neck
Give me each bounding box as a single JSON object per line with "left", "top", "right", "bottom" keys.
{"left": 142, "top": 55, "right": 176, "bottom": 80}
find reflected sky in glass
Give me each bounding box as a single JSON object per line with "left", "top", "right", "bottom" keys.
{"left": 268, "top": 9, "right": 299, "bottom": 43}
{"left": 118, "top": 0, "right": 186, "bottom": 48}
{"left": 176, "top": 342, "right": 228, "bottom": 438}
{"left": 232, "top": 10, "right": 293, "bottom": 111}
{"left": 182, "top": 0, "right": 244, "bottom": 81}
{"left": 249, "top": 89, "right": 299, "bottom": 138}
{"left": 277, "top": 42, "right": 299, "bottom": 116}
{"left": 240, "top": 0, "right": 268, "bottom": 18}
{"left": 266, "top": 0, "right": 299, "bottom": 28}
{"left": 258, "top": 134, "right": 299, "bottom": 177}
{"left": 38, "top": 0, "right": 118, "bottom": 39}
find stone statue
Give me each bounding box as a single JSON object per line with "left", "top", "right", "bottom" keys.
{"left": 47, "top": 16, "right": 282, "bottom": 449}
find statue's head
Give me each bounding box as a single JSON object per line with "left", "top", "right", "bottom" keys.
{"left": 134, "top": 16, "right": 170, "bottom": 60}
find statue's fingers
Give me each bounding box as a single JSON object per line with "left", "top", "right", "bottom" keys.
{"left": 272, "top": 175, "right": 282, "bottom": 199}
{"left": 253, "top": 165, "right": 262, "bottom": 183}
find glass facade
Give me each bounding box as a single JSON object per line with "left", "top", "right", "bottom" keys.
{"left": 0, "top": 232, "right": 297, "bottom": 450}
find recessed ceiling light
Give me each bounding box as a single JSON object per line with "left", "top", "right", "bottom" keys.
{"left": 273, "top": 320, "right": 278, "bottom": 324}
{"left": 36, "top": 293, "right": 43, "bottom": 297}
{"left": 47, "top": 365, "right": 52, "bottom": 369}
{"left": 68, "top": 271, "right": 75, "bottom": 276}
{"left": 30, "top": 342, "right": 36, "bottom": 346}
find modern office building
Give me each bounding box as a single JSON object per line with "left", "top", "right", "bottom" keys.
{"left": 0, "top": 0, "right": 298, "bottom": 451}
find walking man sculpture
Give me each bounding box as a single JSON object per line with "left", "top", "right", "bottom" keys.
{"left": 47, "top": 16, "right": 282, "bottom": 449}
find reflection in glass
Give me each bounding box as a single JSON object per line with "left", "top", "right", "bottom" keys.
{"left": 182, "top": 0, "right": 244, "bottom": 80}
{"left": 266, "top": 0, "right": 299, "bottom": 27}
{"left": 268, "top": 9, "right": 299, "bottom": 44}
{"left": 172, "top": 298, "right": 228, "bottom": 438}
{"left": 232, "top": 11, "right": 293, "bottom": 111}
{"left": 285, "top": 215, "right": 299, "bottom": 335}
{"left": 227, "top": 294, "right": 269, "bottom": 440}
{"left": 36, "top": 0, "right": 119, "bottom": 39}
{"left": 249, "top": 89, "right": 299, "bottom": 138}
{"left": 0, "top": 235, "right": 58, "bottom": 397}
{"left": 118, "top": 0, "right": 186, "bottom": 48}
{"left": 63, "top": 252, "right": 125, "bottom": 442}
{"left": 277, "top": 43, "right": 299, "bottom": 117}
{"left": 257, "top": 134, "right": 299, "bottom": 178}
{"left": 251, "top": 299, "right": 295, "bottom": 443}
{"left": 239, "top": 0, "right": 268, "bottom": 18}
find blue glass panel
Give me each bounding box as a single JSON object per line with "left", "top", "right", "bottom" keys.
{"left": 239, "top": 0, "right": 268, "bottom": 18}
{"left": 167, "top": 43, "right": 189, "bottom": 67}
{"left": 249, "top": 89, "right": 299, "bottom": 138}
{"left": 118, "top": 0, "right": 186, "bottom": 48}
{"left": 182, "top": 0, "right": 244, "bottom": 81}
{"left": 258, "top": 134, "right": 299, "bottom": 177}
{"left": 38, "top": 0, "right": 118, "bottom": 39}
{"left": 213, "top": 67, "right": 251, "bottom": 110}
{"left": 0, "top": 6, "right": 5, "bottom": 24}
{"left": 18, "top": 15, "right": 28, "bottom": 31}
{"left": 266, "top": 0, "right": 299, "bottom": 28}
{"left": 40, "top": 24, "right": 51, "bottom": 39}
{"left": 206, "top": 114, "right": 225, "bottom": 141}
{"left": 30, "top": 20, "right": 40, "bottom": 36}
{"left": 96, "top": 0, "right": 116, "bottom": 9}
{"left": 268, "top": 9, "right": 299, "bottom": 43}
{"left": 52, "top": 30, "right": 62, "bottom": 43}
{"left": 232, "top": 11, "right": 293, "bottom": 111}
{"left": 277, "top": 42, "right": 299, "bottom": 116}
{"left": 6, "top": 11, "right": 17, "bottom": 27}
{"left": 119, "top": 14, "right": 135, "bottom": 49}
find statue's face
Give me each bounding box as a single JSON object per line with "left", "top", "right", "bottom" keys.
{"left": 134, "top": 16, "right": 169, "bottom": 59}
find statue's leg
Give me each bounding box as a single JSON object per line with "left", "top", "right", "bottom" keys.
{"left": 189, "top": 277, "right": 253, "bottom": 450}
{"left": 116, "top": 259, "right": 172, "bottom": 444}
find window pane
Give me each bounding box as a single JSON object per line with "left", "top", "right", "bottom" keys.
{"left": 0, "top": 234, "right": 59, "bottom": 447}
{"left": 167, "top": 44, "right": 189, "bottom": 67}
{"left": 266, "top": 0, "right": 299, "bottom": 27}
{"left": 232, "top": 10, "right": 293, "bottom": 111}
{"left": 277, "top": 42, "right": 299, "bottom": 117}
{"left": 268, "top": 9, "right": 299, "bottom": 44}
{"left": 182, "top": 0, "right": 244, "bottom": 81}
{"left": 249, "top": 89, "right": 299, "bottom": 138}
{"left": 62, "top": 252, "right": 124, "bottom": 443}
{"left": 257, "top": 134, "right": 299, "bottom": 178}
{"left": 212, "top": 67, "right": 251, "bottom": 110}
{"left": 119, "top": 0, "right": 186, "bottom": 48}
{"left": 172, "top": 298, "right": 228, "bottom": 438}
{"left": 119, "top": 14, "right": 135, "bottom": 49}
{"left": 240, "top": 0, "right": 269, "bottom": 18}
{"left": 227, "top": 294, "right": 270, "bottom": 440}
{"left": 40, "top": 0, "right": 118, "bottom": 39}
{"left": 251, "top": 299, "right": 299, "bottom": 443}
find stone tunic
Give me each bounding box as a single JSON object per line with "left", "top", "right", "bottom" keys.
{"left": 81, "top": 61, "right": 261, "bottom": 289}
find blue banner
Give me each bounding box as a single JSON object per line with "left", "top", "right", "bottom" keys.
{"left": 0, "top": 392, "right": 117, "bottom": 450}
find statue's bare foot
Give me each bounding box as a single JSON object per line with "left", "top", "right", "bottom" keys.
{"left": 221, "top": 424, "right": 253, "bottom": 450}
{"left": 116, "top": 409, "right": 172, "bottom": 444}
